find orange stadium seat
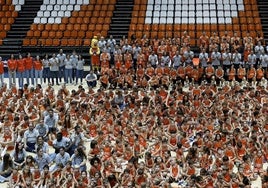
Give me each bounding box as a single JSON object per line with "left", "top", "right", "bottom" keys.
{"left": 85, "top": 11, "right": 92, "bottom": 17}
{"left": 76, "top": 17, "right": 83, "bottom": 24}
{"left": 34, "top": 30, "right": 40, "bottom": 37}
{"left": 61, "top": 38, "right": 68, "bottom": 46}
{"left": 27, "top": 30, "right": 33, "bottom": 37}
{"left": 64, "top": 30, "right": 71, "bottom": 38}
{"left": 73, "top": 24, "right": 81, "bottom": 31}
{"left": 41, "top": 30, "right": 48, "bottom": 38}
{"left": 136, "top": 24, "right": 143, "bottom": 31}
{"left": 52, "top": 39, "right": 60, "bottom": 46}
{"left": 77, "top": 31, "right": 85, "bottom": 38}
{"left": 83, "top": 39, "right": 91, "bottom": 46}
{"left": 55, "top": 31, "right": 62, "bottom": 38}
{"left": 66, "top": 24, "right": 73, "bottom": 31}
{"left": 37, "top": 24, "right": 44, "bottom": 31}
{"left": 48, "top": 31, "right": 55, "bottom": 38}
{"left": 103, "top": 24, "right": 109, "bottom": 31}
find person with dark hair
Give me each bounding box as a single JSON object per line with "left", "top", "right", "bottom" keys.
{"left": 35, "top": 147, "right": 51, "bottom": 171}
{"left": 7, "top": 54, "right": 17, "bottom": 88}
{"left": 70, "top": 147, "right": 87, "bottom": 172}
{"left": 52, "top": 132, "right": 71, "bottom": 154}
{"left": 11, "top": 142, "right": 26, "bottom": 169}
{"left": 0, "top": 153, "right": 13, "bottom": 182}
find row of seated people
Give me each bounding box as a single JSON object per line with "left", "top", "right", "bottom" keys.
{"left": 0, "top": 64, "right": 267, "bottom": 187}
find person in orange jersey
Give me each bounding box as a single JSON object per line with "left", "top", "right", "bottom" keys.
{"left": 34, "top": 55, "right": 43, "bottom": 85}
{"left": 0, "top": 56, "right": 4, "bottom": 87}
{"left": 24, "top": 52, "right": 34, "bottom": 85}
{"left": 8, "top": 54, "right": 17, "bottom": 88}
{"left": 16, "top": 54, "right": 26, "bottom": 88}
{"left": 247, "top": 64, "right": 256, "bottom": 82}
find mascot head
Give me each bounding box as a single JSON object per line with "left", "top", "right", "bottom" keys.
{"left": 91, "top": 36, "right": 99, "bottom": 48}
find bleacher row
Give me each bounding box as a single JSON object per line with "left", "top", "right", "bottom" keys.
{"left": 0, "top": 0, "right": 264, "bottom": 47}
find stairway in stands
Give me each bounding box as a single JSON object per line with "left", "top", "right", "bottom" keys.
{"left": 107, "top": 0, "right": 134, "bottom": 42}
{"left": 0, "top": 0, "right": 43, "bottom": 59}
{"left": 257, "top": 0, "right": 268, "bottom": 44}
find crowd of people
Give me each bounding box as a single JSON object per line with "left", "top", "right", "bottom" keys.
{"left": 0, "top": 49, "right": 85, "bottom": 89}
{"left": 0, "top": 31, "right": 267, "bottom": 188}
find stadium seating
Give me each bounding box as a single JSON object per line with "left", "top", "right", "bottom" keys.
{"left": 129, "top": 0, "right": 263, "bottom": 46}
{"left": 23, "top": 0, "right": 116, "bottom": 46}
{"left": 0, "top": 0, "right": 19, "bottom": 44}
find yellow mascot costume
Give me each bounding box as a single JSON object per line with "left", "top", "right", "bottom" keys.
{"left": 89, "top": 36, "right": 100, "bottom": 71}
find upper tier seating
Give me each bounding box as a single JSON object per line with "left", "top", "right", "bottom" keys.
{"left": 129, "top": 0, "right": 262, "bottom": 46}
{"left": 0, "top": 0, "right": 19, "bottom": 45}
{"left": 23, "top": 0, "right": 116, "bottom": 46}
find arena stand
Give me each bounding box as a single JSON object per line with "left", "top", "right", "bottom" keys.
{"left": 0, "top": 0, "right": 266, "bottom": 61}
{"left": 0, "top": 0, "right": 268, "bottom": 187}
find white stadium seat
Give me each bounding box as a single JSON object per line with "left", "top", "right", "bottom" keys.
{"left": 58, "top": 10, "right": 64, "bottom": 17}
{"left": 189, "top": 11, "right": 195, "bottom": 17}
{"left": 67, "top": 5, "right": 73, "bottom": 11}
{"left": 210, "top": 17, "right": 217, "bottom": 24}
{"left": 174, "top": 11, "right": 181, "bottom": 17}
{"left": 148, "top": 0, "right": 154, "bottom": 5}
{"left": 77, "top": 0, "right": 83, "bottom": 5}
{"left": 37, "top": 11, "right": 43, "bottom": 17}
{"left": 162, "top": 0, "right": 168, "bottom": 4}
{"left": 181, "top": 11, "right": 188, "bottom": 17}
{"left": 196, "top": 17, "right": 203, "bottom": 24}
{"left": 146, "top": 10, "right": 152, "bottom": 17}
{"left": 40, "top": 5, "right": 46, "bottom": 11}
{"left": 43, "top": 11, "right": 50, "bottom": 17}
{"left": 231, "top": 11, "right": 237, "bottom": 17}
{"left": 224, "top": 11, "right": 231, "bottom": 17}
{"left": 40, "top": 17, "right": 47, "bottom": 24}
{"left": 152, "top": 17, "right": 159, "bottom": 24}
{"left": 74, "top": 4, "right": 80, "bottom": 11}
{"left": 161, "top": 5, "right": 167, "bottom": 11}
{"left": 55, "top": 17, "right": 61, "bottom": 24}
{"left": 51, "top": 10, "right": 57, "bottom": 17}
{"left": 14, "top": 4, "right": 20, "bottom": 10}
{"left": 160, "top": 11, "right": 167, "bottom": 17}
{"left": 168, "top": 0, "right": 174, "bottom": 4}
{"left": 154, "top": 5, "right": 160, "bottom": 11}
{"left": 54, "top": 5, "right": 60, "bottom": 11}
{"left": 153, "top": 11, "right": 160, "bottom": 17}
{"left": 181, "top": 17, "right": 188, "bottom": 24}
{"left": 218, "top": 17, "right": 225, "bottom": 24}
{"left": 204, "top": 17, "right": 210, "bottom": 23}
{"left": 64, "top": 10, "right": 71, "bottom": 17}
{"left": 48, "top": 17, "right": 55, "bottom": 24}
{"left": 175, "top": 5, "right": 181, "bottom": 11}
{"left": 167, "top": 17, "right": 173, "bottom": 23}
{"left": 47, "top": 5, "right": 53, "bottom": 11}
{"left": 225, "top": 17, "right": 231, "bottom": 23}
{"left": 230, "top": 5, "right": 237, "bottom": 11}
{"left": 147, "top": 5, "right": 153, "bottom": 11}
{"left": 160, "top": 17, "right": 166, "bottom": 23}
{"left": 34, "top": 17, "right": 40, "bottom": 24}
{"left": 60, "top": 5, "right": 67, "bottom": 11}
{"left": 189, "top": 5, "right": 195, "bottom": 11}
{"left": 145, "top": 17, "right": 151, "bottom": 24}
{"left": 210, "top": 4, "right": 216, "bottom": 10}
{"left": 174, "top": 17, "right": 181, "bottom": 24}
{"left": 167, "top": 11, "right": 173, "bottom": 17}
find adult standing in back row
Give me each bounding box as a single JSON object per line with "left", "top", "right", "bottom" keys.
{"left": 24, "top": 52, "right": 34, "bottom": 86}
{"left": 75, "top": 55, "right": 85, "bottom": 85}
{"left": 57, "top": 49, "right": 66, "bottom": 83}
{"left": 8, "top": 54, "right": 17, "bottom": 88}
